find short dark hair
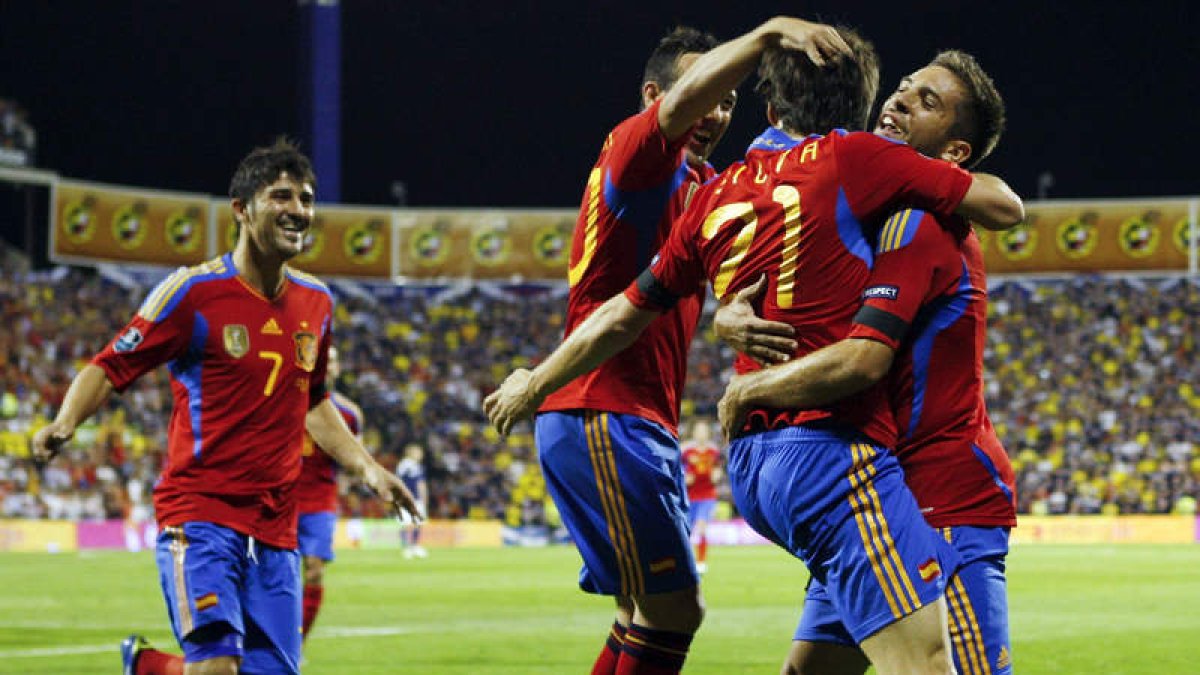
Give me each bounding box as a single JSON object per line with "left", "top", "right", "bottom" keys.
{"left": 755, "top": 27, "right": 880, "bottom": 135}
{"left": 228, "top": 137, "right": 316, "bottom": 203}
{"left": 929, "top": 50, "right": 1005, "bottom": 168}
{"left": 642, "top": 26, "right": 720, "bottom": 92}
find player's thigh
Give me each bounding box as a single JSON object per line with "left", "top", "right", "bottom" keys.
{"left": 241, "top": 545, "right": 303, "bottom": 675}
{"left": 536, "top": 411, "right": 698, "bottom": 597}
{"left": 183, "top": 656, "right": 240, "bottom": 675}
{"left": 155, "top": 523, "right": 247, "bottom": 647}
{"left": 297, "top": 511, "right": 337, "bottom": 563}
{"left": 942, "top": 527, "right": 1012, "bottom": 675}
{"left": 858, "top": 598, "right": 953, "bottom": 675}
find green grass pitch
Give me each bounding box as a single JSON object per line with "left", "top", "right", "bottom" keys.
{"left": 2, "top": 544, "right": 1198, "bottom": 673}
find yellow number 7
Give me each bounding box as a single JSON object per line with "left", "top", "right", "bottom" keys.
{"left": 258, "top": 350, "right": 283, "bottom": 396}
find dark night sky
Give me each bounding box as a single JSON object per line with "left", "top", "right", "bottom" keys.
{"left": 2, "top": 1, "right": 1197, "bottom": 209}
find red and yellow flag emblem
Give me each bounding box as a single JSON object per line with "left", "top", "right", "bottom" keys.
{"left": 195, "top": 593, "right": 219, "bottom": 611}
{"left": 918, "top": 559, "right": 942, "bottom": 583}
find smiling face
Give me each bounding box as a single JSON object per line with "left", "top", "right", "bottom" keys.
{"left": 672, "top": 52, "right": 736, "bottom": 169}
{"left": 875, "top": 65, "right": 971, "bottom": 164}
{"left": 233, "top": 171, "right": 315, "bottom": 261}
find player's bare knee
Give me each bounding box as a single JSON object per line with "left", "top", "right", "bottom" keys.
{"left": 184, "top": 656, "right": 239, "bottom": 675}
{"left": 303, "top": 556, "right": 324, "bottom": 586}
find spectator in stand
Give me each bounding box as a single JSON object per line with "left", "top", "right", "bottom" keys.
{"left": 0, "top": 98, "right": 37, "bottom": 166}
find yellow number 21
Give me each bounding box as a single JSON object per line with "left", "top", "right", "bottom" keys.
{"left": 702, "top": 184, "right": 802, "bottom": 307}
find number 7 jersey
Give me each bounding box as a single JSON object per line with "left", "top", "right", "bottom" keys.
{"left": 93, "top": 253, "right": 334, "bottom": 548}
{"left": 626, "top": 128, "right": 973, "bottom": 447}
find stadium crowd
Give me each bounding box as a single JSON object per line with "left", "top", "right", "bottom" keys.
{"left": 0, "top": 255, "right": 1197, "bottom": 527}
{"left": 0, "top": 97, "right": 37, "bottom": 167}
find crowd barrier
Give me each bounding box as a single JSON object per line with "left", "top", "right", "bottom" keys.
{"left": 3, "top": 516, "right": 1196, "bottom": 553}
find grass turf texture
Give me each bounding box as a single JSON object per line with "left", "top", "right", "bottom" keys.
{"left": 1, "top": 544, "right": 1197, "bottom": 673}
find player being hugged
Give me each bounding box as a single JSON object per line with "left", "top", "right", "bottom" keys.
{"left": 33, "top": 138, "right": 419, "bottom": 675}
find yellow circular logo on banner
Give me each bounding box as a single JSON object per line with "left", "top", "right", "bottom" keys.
{"left": 344, "top": 219, "right": 384, "bottom": 265}
{"left": 1055, "top": 215, "right": 1098, "bottom": 259}
{"left": 112, "top": 202, "right": 150, "bottom": 250}
{"left": 471, "top": 220, "right": 511, "bottom": 267}
{"left": 223, "top": 217, "right": 239, "bottom": 252}
{"left": 1173, "top": 217, "right": 1196, "bottom": 255}
{"left": 998, "top": 224, "right": 1037, "bottom": 261}
{"left": 410, "top": 222, "right": 451, "bottom": 268}
{"left": 165, "top": 208, "right": 202, "bottom": 255}
{"left": 295, "top": 221, "right": 326, "bottom": 265}
{"left": 62, "top": 197, "right": 97, "bottom": 244}
{"left": 532, "top": 224, "right": 569, "bottom": 267}
{"left": 1118, "top": 215, "right": 1161, "bottom": 258}
{"left": 975, "top": 227, "right": 989, "bottom": 254}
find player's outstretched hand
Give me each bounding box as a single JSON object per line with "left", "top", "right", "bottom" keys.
{"left": 483, "top": 368, "right": 537, "bottom": 437}
{"left": 31, "top": 421, "right": 74, "bottom": 467}
{"left": 766, "top": 17, "right": 853, "bottom": 67}
{"left": 364, "top": 464, "right": 423, "bottom": 523}
{"left": 714, "top": 275, "right": 797, "bottom": 366}
{"left": 718, "top": 375, "right": 753, "bottom": 443}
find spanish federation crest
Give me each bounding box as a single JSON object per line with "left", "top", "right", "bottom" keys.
{"left": 294, "top": 331, "right": 318, "bottom": 372}
{"left": 223, "top": 324, "right": 250, "bottom": 358}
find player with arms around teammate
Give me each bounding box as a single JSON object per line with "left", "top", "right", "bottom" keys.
{"left": 681, "top": 418, "right": 722, "bottom": 574}
{"left": 32, "top": 139, "right": 419, "bottom": 675}
{"left": 486, "top": 30, "right": 1023, "bottom": 675}
{"left": 715, "top": 50, "right": 1018, "bottom": 675}
{"left": 524, "top": 17, "right": 852, "bottom": 675}
{"left": 296, "top": 345, "right": 364, "bottom": 644}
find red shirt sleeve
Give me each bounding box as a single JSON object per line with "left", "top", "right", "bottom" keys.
{"left": 603, "top": 99, "right": 692, "bottom": 191}
{"left": 92, "top": 279, "right": 196, "bottom": 393}
{"left": 847, "top": 210, "right": 964, "bottom": 349}
{"left": 307, "top": 305, "right": 334, "bottom": 409}
{"left": 623, "top": 189, "right": 708, "bottom": 311}
{"left": 837, "top": 132, "right": 973, "bottom": 223}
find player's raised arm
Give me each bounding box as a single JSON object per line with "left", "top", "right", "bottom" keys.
{"left": 657, "top": 16, "right": 851, "bottom": 141}
{"left": 31, "top": 364, "right": 116, "bottom": 464}
{"left": 484, "top": 293, "right": 661, "bottom": 435}
{"left": 958, "top": 172, "right": 1024, "bottom": 230}
{"left": 305, "top": 398, "right": 422, "bottom": 522}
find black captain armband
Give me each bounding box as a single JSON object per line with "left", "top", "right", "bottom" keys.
{"left": 635, "top": 268, "right": 680, "bottom": 311}
{"left": 852, "top": 306, "right": 909, "bottom": 343}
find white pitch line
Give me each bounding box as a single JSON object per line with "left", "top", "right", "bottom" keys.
{"left": 0, "top": 625, "right": 418, "bottom": 659}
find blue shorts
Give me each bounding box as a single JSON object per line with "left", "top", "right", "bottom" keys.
{"left": 155, "top": 522, "right": 302, "bottom": 674}
{"left": 298, "top": 511, "right": 337, "bottom": 562}
{"left": 727, "top": 426, "right": 960, "bottom": 642}
{"left": 536, "top": 411, "right": 697, "bottom": 596}
{"left": 795, "top": 526, "right": 1011, "bottom": 674}
{"left": 688, "top": 498, "right": 717, "bottom": 529}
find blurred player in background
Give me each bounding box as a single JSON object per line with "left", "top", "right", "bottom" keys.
{"left": 486, "top": 29, "right": 1024, "bottom": 674}
{"left": 681, "top": 418, "right": 721, "bottom": 574}
{"left": 396, "top": 442, "right": 429, "bottom": 558}
{"left": 32, "top": 139, "right": 419, "bottom": 675}
{"left": 716, "top": 50, "right": 1018, "bottom": 675}
{"left": 296, "top": 345, "right": 364, "bottom": 643}
{"left": 495, "top": 17, "right": 852, "bottom": 675}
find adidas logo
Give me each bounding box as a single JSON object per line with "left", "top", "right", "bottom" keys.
{"left": 996, "top": 645, "right": 1011, "bottom": 669}
{"left": 261, "top": 318, "right": 283, "bottom": 335}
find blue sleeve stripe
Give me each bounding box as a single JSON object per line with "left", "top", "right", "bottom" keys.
{"left": 878, "top": 209, "right": 924, "bottom": 253}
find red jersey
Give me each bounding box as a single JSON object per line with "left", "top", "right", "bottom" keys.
{"left": 848, "top": 213, "right": 1016, "bottom": 527}
{"left": 540, "top": 100, "right": 716, "bottom": 434}
{"left": 681, "top": 442, "right": 721, "bottom": 502}
{"left": 93, "top": 254, "right": 333, "bottom": 548}
{"left": 626, "top": 128, "right": 972, "bottom": 446}
{"left": 296, "top": 391, "right": 362, "bottom": 514}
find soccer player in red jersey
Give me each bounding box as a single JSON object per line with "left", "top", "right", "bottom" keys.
{"left": 486, "top": 30, "right": 1023, "bottom": 675}
{"left": 32, "top": 139, "right": 419, "bottom": 675}
{"left": 680, "top": 418, "right": 722, "bottom": 574}
{"left": 503, "top": 17, "right": 852, "bottom": 675}
{"left": 296, "top": 345, "right": 364, "bottom": 643}
{"left": 715, "top": 51, "right": 1018, "bottom": 675}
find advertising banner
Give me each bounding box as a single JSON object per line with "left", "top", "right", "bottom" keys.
{"left": 0, "top": 519, "right": 78, "bottom": 553}
{"left": 333, "top": 518, "right": 503, "bottom": 549}
{"left": 52, "top": 180, "right": 211, "bottom": 267}
{"left": 979, "top": 199, "right": 1194, "bottom": 274}
{"left": 1010, "top": 515, "right": 1194, "bottom": 545}
{"left": 396, "top": 209, "right": 575, "bottom": 281}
